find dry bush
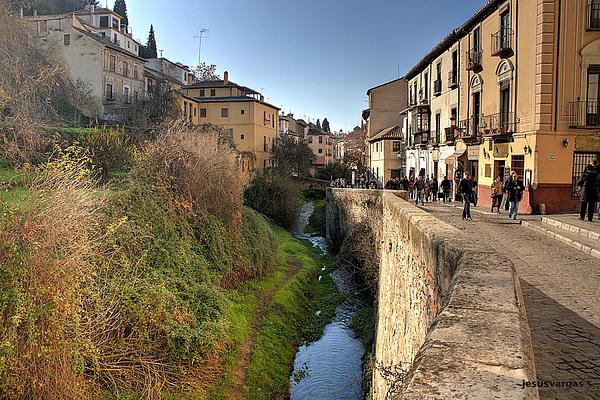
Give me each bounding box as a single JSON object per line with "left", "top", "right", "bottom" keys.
{"left": 136, "top": 120, "right": 246, "bottom": 227}
{"left": 336, "top": 222, "right": 380, "bottom": 295}
{"left": 0, "top": 159, "right": 102, "bottom": 399}
{"left": 0, "top": 0, "right": 61, "bottom": 164}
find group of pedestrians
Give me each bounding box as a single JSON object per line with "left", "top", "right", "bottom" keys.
{"left": 458, "top": 171, "right": 524, "bottom": 221}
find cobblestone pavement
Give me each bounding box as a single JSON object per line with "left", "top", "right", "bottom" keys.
{"left": 423, "top": 202, "right": 600, "bottom": 400}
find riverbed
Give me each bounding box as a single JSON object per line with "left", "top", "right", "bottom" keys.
{"left": 289, "top": 202, "right": 366, "bottom": 400}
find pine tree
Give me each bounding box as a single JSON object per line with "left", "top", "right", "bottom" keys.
{"left": 145, "top": 25, "right": 157, "bottom": 59}
{"left": 113, "top": 0, "right": 128, "bottom": 26}
{"left": 322, "top": 118, "right": 330, "bottom": 133}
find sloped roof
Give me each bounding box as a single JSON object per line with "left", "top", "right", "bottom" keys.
{"left": 184, "top": 80, "right": 260, "bottom": 95}
{"left": 73, "top": 27, "right": 146, "bottom": 62}
{"left": 366, "top": 77, "right": 406, "bottom": 95}
{"left": 368, "top": 126, "right": 403, "bottom": 142}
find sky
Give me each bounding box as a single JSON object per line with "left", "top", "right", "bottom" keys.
{"left": 108, "top": 0, "right": 486, "bottom": 133}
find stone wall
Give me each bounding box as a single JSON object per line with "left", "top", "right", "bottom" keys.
{"left": 327, "top": 188, "right": 538, "bottom": 399}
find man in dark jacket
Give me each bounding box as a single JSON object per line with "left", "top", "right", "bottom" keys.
{"left": 578, "top": 158, "right": 599, "bottom": 222}
{"left": 504, "top": 170, "right": 525, "bottom": 220}
{"left": 458, "top": 172, "right": 474, "bottom": 220}
{"left": 441, "top": 176, "right": 451, "bottom": 202}
{"left": 430, "top": 175, "right": 439, "bottom": 203}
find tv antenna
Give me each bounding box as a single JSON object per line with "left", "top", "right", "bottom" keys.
{"left": 193, "top": 28, "right": 210, "bottom": 66}
{"left": 159, "top": 49, "right": 164, "bottom": 57}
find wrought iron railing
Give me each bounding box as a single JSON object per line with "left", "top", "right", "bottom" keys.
{"left": 448, "top": 70, "right": 458, "bottom": 88}
{"left": 491, "top": 28, "right": 513, "bottom": 56}
{"left": 433, "top": 79, "right": 442, "bottom": 95}
{"left": 569, "top": 100, "right": 600, "bottom": 127}
{"left": 458, "top": 117, "right": 479, "bottom": 138}
{"left": 413, "top": 132, "right": 429, "bottom": 146}
{"left": 466, "top": 49, "right": 482, "bottom": 70}
{"left": 444, "top": 126, "right": 456, "bottom": 143}
{"left": 480, "top": 112, "right": 516, "bottom": 135}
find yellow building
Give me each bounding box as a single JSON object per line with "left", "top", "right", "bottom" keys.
{"left": 306, "top": 127, "right": 334, "bottom": 172}
{"left": 400, "top": 0, "right": 600, "bottom": 213}
{"left": 181, "top": 72, "right": 280, "bottom": 172}
{"left": 367, "top": 126, "right": 404, "bottom": 186}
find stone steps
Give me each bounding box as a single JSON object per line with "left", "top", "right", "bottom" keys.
{"left": 521, "top": 218, "right": 600, "bottom": 259}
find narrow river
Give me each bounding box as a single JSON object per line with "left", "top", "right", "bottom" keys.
{"left": 289, "top": 202, "right": 366, "bottom": 400}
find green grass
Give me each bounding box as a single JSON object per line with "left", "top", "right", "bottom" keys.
{"left": 0, "top": 168, "right": 32, "bottom": 209}
{"left": 304, "top": 199, "right": 326, "bottom": 237}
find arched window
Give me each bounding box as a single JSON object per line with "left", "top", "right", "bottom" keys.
{"left": 496, "top": 60, "right": 514, "bottom": 133}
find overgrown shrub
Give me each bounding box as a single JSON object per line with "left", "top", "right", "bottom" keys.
{"left": 244, "top": 171, "right": 300, "bottom": 229}
{"left": 336, "top": 222, "right": 380, "bottom": 295}
{"left": 136, "top": 121, "right": 245, "bottom": 227}
{"left": 78, "top": 126, "right": 134, "bottom": 177}
{"left": 315, "top": 161, "right": 352, "bottom": 181}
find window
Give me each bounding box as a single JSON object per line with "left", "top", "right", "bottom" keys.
{"left": 112, "top": 17, "right": 119, "bottom": 29}
{"left": 241, "top": 134, "right": 245, "bottom": 139}
{"left": 319, "top": 136, "right": 323, "bottom": 143}
{"left": 272, "top": 114, "right": 275, "bottom": 128}
{"left": 199, "top": 89, "right": 205, "bottom": 97}
{"left": 241, "top": 109, "right": 245, "bottom": 115}
{"left": 63, "top": 34, "right": 70, "bottom": 46}
{"left": 134, "top": 65, "right": 138, "bottom": 79}
{"left": 134, "top": 91, "right": 138, "bottom": 102}
{"left": 393, "top": 141, "right": 401, "bottom": 152}
{"left": 211, "top": 89, "right": 216, "bottom": 96}
{"left": 511, "top": 155, "right": 524, "bottom": 179}
{"left": 473, "top": 27, "right": 481, "bottom": 51}
{"left": 123, "top": 62, "right": 128, "bottom": 76}
{"left": 500, "top": 81, "right": 511, "bottom": 131}
{"left": 127, "top": 41, "right": 130, "bottom": 49}
{"left": 450, "top": 107, "right": 457, "bottom": 125}
{"left": 589, "top": 0, "right": 600, "bottom": 30}
{"left": 500, "top": 10, "right": 511, "bottom": 49}
{"left": 200, "top": 108, "right": 207, "bottom": 117}
{"left": 221, "top": 108, "right": 228, "bottom": 117}
{"left": 109, "top": 55, "right": 116, "bottom": 72}
{"left": 318, "top": 149, "right": 323, "bottom": 154}
{"left": 586, "top": 66, "right": 600, "bottom": 125}
{"left": 124, "top": 87, "right": 130, "bottom": 103}
{"left": 193, "top": 107, "right": 197, "bottom": 117}
{"left": 435, "top": 113, "right": 441, "bottom": 143}
{"left": 451, "top": 50, "right": 458, "bottom": 85}
{"left": 263, "top": 136, "right": 267, "bottom": 151}
{"left": 484, "top": 164, "right": 492, "bottom": 178}
{"left": 423, "top": 72, "right": 428, "bottom": 99}
{"left": 308, "top": 136, "right": 313, "bottom": 143}
{"left": 99, "top": 16, "right": 109, "bottom": 27}
{"left": 105, "top": 83, "right": 113, "bottom": 100}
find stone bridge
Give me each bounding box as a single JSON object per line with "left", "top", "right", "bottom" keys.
{"left": 326, "top": 188, "right": 538, "bottom": 400}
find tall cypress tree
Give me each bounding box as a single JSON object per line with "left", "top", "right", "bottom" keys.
{"left": 113, "top": 0, "right": 128, "bottom": 26}
{"left": 146, "top": 24, "right": 157, "bottom": 58}
{"left": 322, "top": 118, "right": 330, "bottom": 133}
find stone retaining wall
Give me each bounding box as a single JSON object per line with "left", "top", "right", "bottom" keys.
{"left": 326, "top": 188, "right": 538, "bottom": 399}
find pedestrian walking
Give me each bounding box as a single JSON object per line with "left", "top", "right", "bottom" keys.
{"left": 577, "top": 158, "right": 599, "bottom": 222}
{"left": 458, "top": 173, "right": 474, "bottom": 220}
{"left": 490, "top": 175, "right": 503, "bottom": 213}
{"left": 504, "top": 171, "right": 525, "bottom": 220}
{"left": 409, "top": 177, "right": 415, "bottom": 199}
{"left": 415, "top": 176, "right": 426, "bottom": 206}
{"left": 430, "top": 175, "right": 439, "bottom": 203}
{"left": 424, "top": 177, "right": 431, "bottom": 203}
{"left": 441, "top": 176, "right": 451, "bottom": 202}
{"left": 471, "top": 180, "right": 478, "bottom": 206}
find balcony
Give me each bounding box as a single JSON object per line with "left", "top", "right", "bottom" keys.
{"left": 444, "top": 126, "right": 456, "bottom": 144}
{"left": 433, "top": 79, "right": 442, "bottom": 96}
{"left": 491, "top": 28, "right": 514, "bottom": 57}
{"left": 448, "top": 70, "right": 458, "bottom": 89}
{"left": 466, "top": 49, "right": 482, "bottom": 71}
{"left": 413, "top": 132, "right": 430, "bottom": 147}
{"left": 480, "top": 112, "right": 516, "bottom": 136}
{"left": 588, "top": 2, "right": 600, "bottom": 30}
{"left": 458, "top": 117, "right": 480, "bottom": 138}
{"left": 569, "top": 100, "right": 600, "bottom": 128}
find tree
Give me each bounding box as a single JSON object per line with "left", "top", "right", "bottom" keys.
{"left": 191, "top": 62, "right": 220, "bottom": 82}
{"left": 322, "top": 118, "right": 330, "bottom": 133}
{"left": 16, "top": 0, "right": 99, "bottom": 15}
{"left": 140, "top": 25, "right": 157, "bottom": 59}
{"left": 113, "top": 0, "right": 128, "bottom": 26}
{"left": 272, "top": 135, "right": 314, "bottom": 177}
{"left": 316, "top": 119, "right": 321, "bottom": 130}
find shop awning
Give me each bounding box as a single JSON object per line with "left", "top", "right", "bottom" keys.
{"left": 444, "top": 149, "right": 466, "bottom": 164}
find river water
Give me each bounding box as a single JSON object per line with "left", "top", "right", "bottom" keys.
{"left": 289, "top": 202, "right": 366, "bottom": 400}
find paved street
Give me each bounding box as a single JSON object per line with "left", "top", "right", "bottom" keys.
{"left": 422, "top": 202, "right": 600, "bottom": 400}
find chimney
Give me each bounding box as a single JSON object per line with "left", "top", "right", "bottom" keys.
{"left": 33, "top": 9, "right": 37, "bottom": 16}
{"left": 90, "top": 4, "right": 95, "bottom": 13}
{"left": 187, "top": 73, "right": 193, "bottom": 85}
{"left": 224, "top": 71, "right": 229, "bottom": 85}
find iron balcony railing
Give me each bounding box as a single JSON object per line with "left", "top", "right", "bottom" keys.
{"left": 480, "top": 112, "right": 516, "bottom": 135}
{"left": 458, "top": 117, "right": 481, "bottom": 138}
{"left": 433, "top": 79, "right": 442, "bottom": 96}
{"left": 444, "top": 126, "right": 456, "bottom": 143}
{"left": 448, "top": 70, "right": 458, "bottom": 88}
{"left": 491, "top": 28, "right": 514, "bottom": 56}
{"left": 466, "top": 49, "right": 482, "bottom": 71}
{"left": 413, "top": 132, "right": 429, "bottom": 146}
{"left": 589, "top": 2, "right": 600, "bottom": 30}
{"left": 569, "top": 100, "right": 600, "bottom": 127}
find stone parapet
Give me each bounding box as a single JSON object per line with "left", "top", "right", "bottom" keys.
{"left": 326, "top": 188, "right": 538, "bottom": 399}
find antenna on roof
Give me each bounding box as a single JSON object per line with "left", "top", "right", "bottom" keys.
{"left": 159, "top": 49, "right": 164, "bottom": 57}
{"left": 193, "top": 28, "right": 210, "bottom": 67}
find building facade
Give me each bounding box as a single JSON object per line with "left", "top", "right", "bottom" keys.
{"left": 25, "top": 6, "right": 146, "bottom": 120}
{"left": 364, "top": 77, "right": 408, "bottom": 183}
{"left": 307, "top": 127, "right": 334, "bottom": 169}
{"left": 398, "top": 0, "right": 600, "bottom": 213}
{"left": 279, "top": 113, "right": 302, "bottom": 142}
{"left": 181, "top": 72, "right": 279, "bottom": 172}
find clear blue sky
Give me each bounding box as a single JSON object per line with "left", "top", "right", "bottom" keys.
{"left": 110, "top": 0, "right": 485, "bottom": 132}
